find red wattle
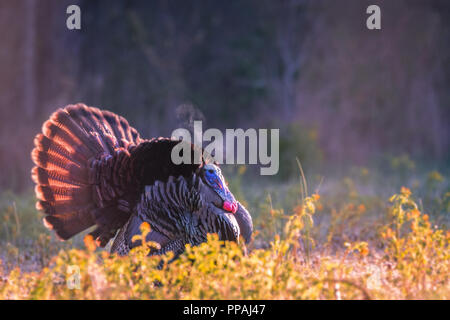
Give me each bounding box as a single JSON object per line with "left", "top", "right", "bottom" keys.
{"left": 223, "top": 201, "right": 238, "bottom": 214}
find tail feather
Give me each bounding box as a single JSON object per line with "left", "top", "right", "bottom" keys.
{"left": 31, "top": 103, "right": 141, "bottom": 242}
{"left": 31, "top": 148, "right": 80, "bottom": 171}
{"left": 31, "top": 149, "right": 88, "bottom": 183}
{"left": 67, "top": 104, "right": 119, "bottom": 153}
{"left": 102, "top": 111, "right": 129, "bottom": 145}
{"left": 33, "top": 134, "right": 88, "bottom": 165}
{"left": 42, "top": 121, "right": 95, "bottom": 155}
{"left": 44, "top": 210, "right": 95, "bottom": 239}
{"left": 35, "top": 184, "right": 91, "bottom": 203}
{"left": 50, "top": 110, "right": 98, "bottom": 148}
{"left": 36, "top": 199, "right": 95, "bottom": 215}
{"left": 31, "top": 166, "right": 83, "bottom": 188}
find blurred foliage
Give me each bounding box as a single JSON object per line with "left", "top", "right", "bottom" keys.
{"left": 278, "top": 124, "right": 323, "bottom": 180}
{"left": 1, "top": 0, "right": 450, "bottom": 190}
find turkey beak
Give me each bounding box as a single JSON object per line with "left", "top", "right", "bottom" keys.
{"left": 234, "top": 203, "right": 253, "bottom": 244}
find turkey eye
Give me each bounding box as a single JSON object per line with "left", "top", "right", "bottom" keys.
{"left": 208, "top": 169, "right": 214, "bottom": 174}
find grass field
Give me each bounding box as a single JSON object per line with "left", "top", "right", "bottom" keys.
{"left": 0, "top": 160, "right": 449, "bottom": 299}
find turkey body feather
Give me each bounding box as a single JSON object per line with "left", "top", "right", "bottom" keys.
{"left": 31, "top": 103, "right": 252, "bottom": 255}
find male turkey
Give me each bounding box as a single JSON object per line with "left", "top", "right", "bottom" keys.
{"left": 31, "top": 103, "right": 252, "bottom": 257}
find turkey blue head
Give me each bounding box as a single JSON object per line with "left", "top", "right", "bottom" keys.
{"left": 200, "top": 163, "right": 253, "bottom": 244}
{"left": 202, "top": 164, "right": 238, "bottom": 213}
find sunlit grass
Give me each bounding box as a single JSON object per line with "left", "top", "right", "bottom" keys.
{"left": 0, "top": 166, "right": 448, "bottom": 299}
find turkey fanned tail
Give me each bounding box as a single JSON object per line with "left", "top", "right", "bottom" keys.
{"left": 31, "top": 103, "right": 142, "bottom": 246}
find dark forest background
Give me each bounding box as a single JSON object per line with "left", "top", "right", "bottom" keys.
{"left": 0, "top": 0, "right": 449, "bottom": 191}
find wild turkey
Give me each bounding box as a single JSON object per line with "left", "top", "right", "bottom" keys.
{"left": 31, "top": 103, "right": 252, "bottom": 257}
